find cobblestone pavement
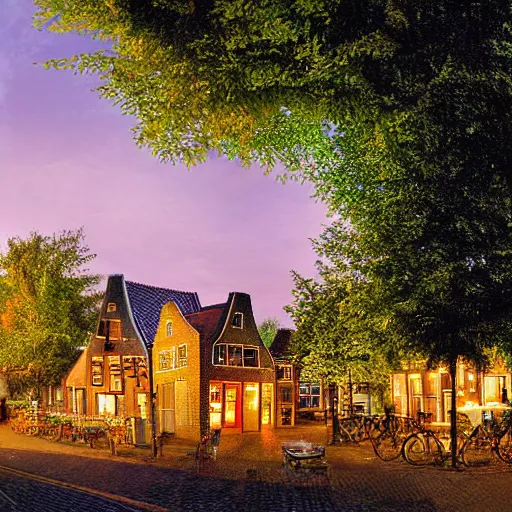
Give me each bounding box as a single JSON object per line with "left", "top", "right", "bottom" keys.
{"left": 0, "top": 467, "right": 145, "bottom": 512}
{"left": 1, "top": 423, "right": 512, "bottom": 511}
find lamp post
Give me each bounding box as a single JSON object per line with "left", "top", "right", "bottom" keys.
{"left": 348, "top": 368, "right": 353, "bottom": 416}
{"left": 331, "top": 396, "right": 340, "bottom": 445}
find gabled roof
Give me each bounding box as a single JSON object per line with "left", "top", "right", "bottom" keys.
{"left": 186, "top": 304, "right": 227, "bottom": 341}
{"left": 123, "top": 277, "right": 201, "bottom": 347}
{"left": 270, "top": 328, "right": 295, "bottom": 357}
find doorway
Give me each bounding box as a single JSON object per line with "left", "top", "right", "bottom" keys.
{"left": 223, "top": 384, "right": 240, "bottom": 427}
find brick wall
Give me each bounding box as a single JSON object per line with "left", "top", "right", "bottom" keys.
{"left": 153, "top": 302, "right": 201, "bottom": 441}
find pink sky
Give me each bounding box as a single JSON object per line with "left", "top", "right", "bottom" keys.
{"left": 0, "top": 1, "right": 327, "bottom": 327}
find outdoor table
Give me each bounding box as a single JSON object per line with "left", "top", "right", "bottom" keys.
{"left": 458, "top": 404, "right": 512, "bottom": 427}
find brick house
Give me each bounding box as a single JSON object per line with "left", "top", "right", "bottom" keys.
{"left": 269, "top": 329, "right": 297, "bottom": 427}
{"left": 152, "top": 301, "right": 201, "bottom": 440}
{"left": 64, "top": 274, "right": 201, "bottom": 443}
{"left": 184, "top": 292, "right": 275, "bottom": 435}
{"left": 270, "top": 328, "right": 331, "bottom": 424}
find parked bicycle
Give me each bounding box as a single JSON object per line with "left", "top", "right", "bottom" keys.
{"left": 401, "top": 412, "right": 469, "bottom": 466}
{"left": 461, "top": 409, "right": 512, "bottom": 467}
{"left": 371, "top": 411, "right": 413, "bottom": 461}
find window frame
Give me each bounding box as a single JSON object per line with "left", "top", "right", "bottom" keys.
{"left": 158, "top": 347, "right": 176, "bottom": 371}
{"left": 166, "top": 321, "right": 173, "bottom": 337}
{"left": 232, "top": 312, "right": 244, "bottom": 329}
{"left": 213, "top": 343, "right": 260, "bottom": 368}
{"left": 97, "top": 319, "right": 122, "bottom": 340}
{"left": 108, "top": 355, "right": 123, "bottom": 393}
{"left": 177, "top": 344, "right": 188, "bottom": 368}
{"left": 107, "top": 302, "right": 117, "bottom": 312}
{"left": 299, "top": 383, "right": 321, "bottom": 409}
{"left": 91, "top": 356, "right": 104, "bottom": 387}
{"left": 277, "top": 365, "right": 292, "bottom": 380}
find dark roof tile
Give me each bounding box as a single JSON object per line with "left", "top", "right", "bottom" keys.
{"left": 124, "top": 279, "right": 201, "bottom": 347}
{"left": 186, "top": 304, "right": 227, "bottom": 341}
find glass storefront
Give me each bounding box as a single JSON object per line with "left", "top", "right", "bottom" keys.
{"left": 261, "top": 383, "right": 273, "bottom": 425}
{"left": 209, "top": 383, "right": 222, "bottom": 428}
{"left": 243, "top": 383, "right": 259, "bottom": 432}
{"left": 224, "top": 385, "right": 238, "bottom": 426}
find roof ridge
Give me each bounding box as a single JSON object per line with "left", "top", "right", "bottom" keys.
{"left": 125, "top": 279, "right": 198, "bottom": 296}
{"left": 186, "top": 305, "right": 226, "bottom": 316}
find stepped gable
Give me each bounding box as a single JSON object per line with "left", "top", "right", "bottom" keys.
{"left": 124, "top": 279, "right": 201, "bottom": 346}
{"left": 186, "top": 303, "right": 227, "bottom": 341}
{"left": 270, "top": 328, "right": 294, "bottom": 358}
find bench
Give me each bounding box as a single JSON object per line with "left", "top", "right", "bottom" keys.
{"left": 195, "top": 428, "right": 221, "bottom": 472}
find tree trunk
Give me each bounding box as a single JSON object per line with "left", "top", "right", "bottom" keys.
{"left": 450, "top": 358, "right": 458, "bottom": 469}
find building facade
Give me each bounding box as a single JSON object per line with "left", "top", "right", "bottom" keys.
{"left": 152, "top": 301, "right": 202, "bottom": 440}
{"left": 391, "top": 359, "right": 512, "bottom": 422}
{"left": 270, "top": 329, "right": 297, "bottom": 427}
{"left": 188, "top": 292, "right": 275, "bottom": 435}
{"left": 64, "top": 274, "right": 201, "bottom": 443}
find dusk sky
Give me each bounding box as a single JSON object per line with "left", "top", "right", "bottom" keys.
{"left": 0, "top": 0, "right": 327, "bottom": 327}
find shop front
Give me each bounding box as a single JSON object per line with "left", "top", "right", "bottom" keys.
{"left": 209, "top": 381, "right": 273, "bottom": 431}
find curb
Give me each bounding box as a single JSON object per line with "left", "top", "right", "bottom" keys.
{"left": 0, "top": 464, "right": 169, "bottom": 512}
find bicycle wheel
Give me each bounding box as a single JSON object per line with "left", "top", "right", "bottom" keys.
{"left": 496, "top": 429, "right": 512, "bottom": 464}
{"left": 462, "top": 433, "right": 494, "bottom": 467}
{"left": 340, "top": 418, "right": 364, "bottom": 443}
{"left": 402, "top": 433, "right": 443, "bottom": 466}
{"left": 372, "top": 430, "right": 403, "bottom": 461}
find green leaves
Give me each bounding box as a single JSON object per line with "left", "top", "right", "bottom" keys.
{"left": 257, "top": 317, "right": 280, "bottom": 348}
{"left": 0, "top": 229, "right": 103, "bottom": 396}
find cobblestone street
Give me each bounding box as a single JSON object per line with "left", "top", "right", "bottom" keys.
{"left": 1, "top": 423, "right": 512, "bottom": 511}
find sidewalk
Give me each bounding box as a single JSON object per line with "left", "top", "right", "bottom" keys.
{"left": 1, "top": 423, "right": 512, "bottom": 511}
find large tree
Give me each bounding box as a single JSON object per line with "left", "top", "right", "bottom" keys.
{"left": 0, "top": 229, "right": 103, "bottom": 398}
{"left": 288, "top": 147, "right": 512, "bottom": 465}
{"left": 285, "top": 221, "right": 403, "bottom": 406}
{"left": 33, "top": 1, "right": 512, "bottom": 186}
{"left": 34, "top": 2, "right": 512, "bottom": 466}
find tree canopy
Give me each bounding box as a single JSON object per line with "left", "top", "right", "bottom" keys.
{"left": 0, "top": 229, "right": 102, "bottom": 397}
{"left": 33, "top": 1, "right": 512, "bottom": 187}
{"left": 34, "top": 2, "right": 512, "bottom": 461}
{"left": 257, "top": 317, "right": 280, "bottom": 348}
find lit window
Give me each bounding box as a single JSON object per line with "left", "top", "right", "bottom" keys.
{"left": 107, "top": 302, "right": 117, "bottom": 312}
{"left": 166, "top": 321, "right": 172, "bottom": 337}
{"left": 178, "top": 344, "right": 187, "bottom": 367}
{"left": 92, "top": 357, "right": 104, "bottom": 386}
{"left": 232, "top": 312, "right": 243, "bottom": 329}
{"left": 109, "top": 356, "right": 122, "bottom": 392}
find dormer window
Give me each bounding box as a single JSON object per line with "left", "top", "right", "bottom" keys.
{"left": 107, "top": 302, "right": 117, "bottom": 312}
{"left": 166, "top": 321, "right": 173, "bottom": 337}
{"left": 232, "top": 312, "right": 243, "bottom": 329}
